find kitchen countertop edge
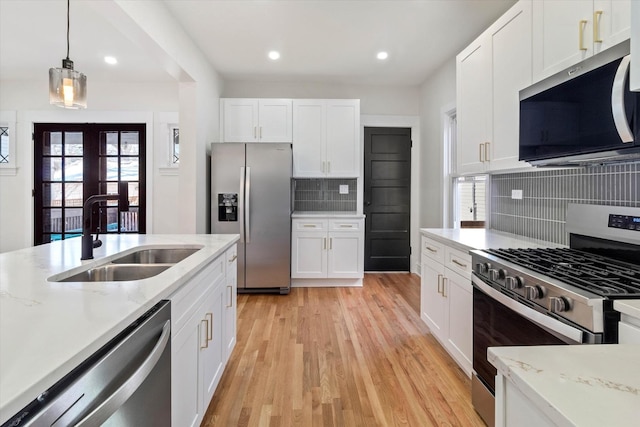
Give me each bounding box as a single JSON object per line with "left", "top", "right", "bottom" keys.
{"left": 292, "top": 211, "right": 365, "bottom": 218}
{"left": 420, "top": 228, "right": 561, "bottom": 253}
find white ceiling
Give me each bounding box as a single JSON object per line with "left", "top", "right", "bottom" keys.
{"left": 0, "top": 0, "right": 517, "bottom": 87}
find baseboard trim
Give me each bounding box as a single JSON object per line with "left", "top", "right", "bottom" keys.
{"left": 291, "top": 278, "right": 363, "bottom": 287}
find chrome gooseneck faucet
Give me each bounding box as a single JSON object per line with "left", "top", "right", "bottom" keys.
{"left": 81, "top": 182, "right": 129, "bottom": 260}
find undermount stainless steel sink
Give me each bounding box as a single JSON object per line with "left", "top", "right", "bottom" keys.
{"left": 58, "top": 264, "right": 172, "bottom": 282}
{"left": 111, "top": 248, "right": 201, "bottom": 264}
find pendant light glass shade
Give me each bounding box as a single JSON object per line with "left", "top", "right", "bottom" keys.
{"left": 49, "top": 59, "right": 87, "bottom": 109}
{"left": 49, "top": 0, "right": 87, "bottom": 109}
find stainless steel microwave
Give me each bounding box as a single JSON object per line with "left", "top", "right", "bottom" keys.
{"left": 519, "top": 40, "right": 639, "bottom": 166}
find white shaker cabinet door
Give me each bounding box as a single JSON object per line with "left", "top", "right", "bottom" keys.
{"left": 593, "top": 0, "right": 631, "bottom": 55}
{"left": 199, "top": 286, "right": 225, "bottom": 411}
{"left": 489, "top": 0, "right": 532, "bottom": 171}
{"left": 292, "top": 231, "right": 327, "bottom": 278}
{"left": 222, "top": 98, "right": 259, "bottom": 142}
{"left": 456, "top": 35, "right": 491, "bottom": 175}
{"left": 293, "top": 100, "right": 326, "bottom": 177}
{"left": 326, "top": 99, "right": 360, "bottom": 177}
{"left": 420, "top": 257, "right": 448, "bottom": 343}
{"left": 327, "top": 232, "right": 362, "bottom": 278}
{"left": 532, "top": 1, "right": 594, "bottom": 82}
{"left": 258, "top": 99, "right": 292, "bottom": 142}
{"left": 444, "top": 268, "right": 473, "bottom": 376}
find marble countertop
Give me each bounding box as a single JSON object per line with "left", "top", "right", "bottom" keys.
{"left": 0, "top": 234, "right": 239, "bottom": 424}
{"left": 614, "top": 300, "right": 640, "bottom": 319}
{"left": 292, "top": 211, "right": 365, "bottom": 218}
{"left": 420, "top": 228, "right": 560, "bottom": 253}
{"left": 489, "top": 345, "right": 640, "bottom": 427}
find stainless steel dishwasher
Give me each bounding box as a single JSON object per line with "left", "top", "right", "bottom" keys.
{"left": 3, "top": 300, "right": 171, "bottom": 427}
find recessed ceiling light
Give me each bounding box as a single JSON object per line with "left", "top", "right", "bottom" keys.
{"left": 104, "top": 56, "right": 118, "bottom": 65}
{"left": 268, "top": 51, "right": 280, "bottom": 61}
{"left": 377, "top": 51, "right": 388, "bottom": 60}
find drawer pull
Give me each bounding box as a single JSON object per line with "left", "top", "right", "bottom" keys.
{"left": 303, "top": 224, "right": 316, "bottom": 228}
{"left": 451, "top": 259, "right": 467, "bottom": 268}
{"left": 339, "top": 224, "right": 353, "bottom": 228}
{"left": 229, "top": 254, "right": 238, "bottom": 263}
{"left": 426, "top": 246, "right": 438, "bottom": 253}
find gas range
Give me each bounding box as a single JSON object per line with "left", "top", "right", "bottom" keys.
{"left": 472, "top": 204, "right": 640, "bottom": 343}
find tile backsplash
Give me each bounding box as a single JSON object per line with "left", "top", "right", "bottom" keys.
{"left": 293, "top": 178, "right": 357, "bottom": 212}
{"left": 490, "top": 163, "right": 639, "bottom": 245}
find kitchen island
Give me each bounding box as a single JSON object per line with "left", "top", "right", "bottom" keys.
{"left": 0, "top": 234, "right": 239, "bottom": 424}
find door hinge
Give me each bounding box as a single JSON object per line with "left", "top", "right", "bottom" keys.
{"left": 32, "top": 189, "right": 35, "bottom": 197}
{"left": 410, "top": 140, "right": 413, "bottom": 148}
{"left": 410, "top": 246, "right": 412, "bottom": 255}
{"left": 32, "top": 132, "right": 35, "bottom": 141}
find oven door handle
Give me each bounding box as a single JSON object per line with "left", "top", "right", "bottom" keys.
{"left": 473, "top": 276, "right": 584, "bottom": 343}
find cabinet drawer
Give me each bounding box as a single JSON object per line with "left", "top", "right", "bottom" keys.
{"left": 619, "top": 319, "right": 640, "bottom": 344}
{"left": 329, "top": 218, "right": 362, "bottom": 231}
{"left": 422, "top": 236, "right": 445, "bottom": 264}
{"left": 225, "top": 244, "right": 238, "bottom": 275}
{"left": 170, "top": 256, "right": 224, "bottom": 336}
{"left": 293, "top": 219, "right": 328, "bottom": 231}
{"left": 445, "top": 247, "right": 472, "bottom": 279}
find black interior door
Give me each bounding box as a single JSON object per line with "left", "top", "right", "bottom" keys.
{"left": 364, "top": 127, "right": 411, "bottom": 271}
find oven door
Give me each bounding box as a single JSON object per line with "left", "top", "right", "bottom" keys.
{"left": 471, "top": 275, "right": 590, "bottom": 427}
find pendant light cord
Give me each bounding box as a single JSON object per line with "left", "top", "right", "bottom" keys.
{"left": 66, "top": 0, "right": 70, "bottom": 60}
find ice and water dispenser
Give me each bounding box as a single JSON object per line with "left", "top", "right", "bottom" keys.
{"left": 218, "top": 193, "right": 238, "bottom": 221}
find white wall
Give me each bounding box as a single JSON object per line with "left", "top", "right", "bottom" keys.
{"left": 223, "top": 81, "right": 420, "bottom": 116}
{"left": 0, "top": 79, "right": 179, "bottom": 252}
{"left": 418, "top": 58, "right": 457, "bottom": 229}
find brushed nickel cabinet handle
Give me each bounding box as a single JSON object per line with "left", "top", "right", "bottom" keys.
{"left": 229, "top": 254, "right": 238, "bottom": 262}
{"left": 437, "top": 274, "right": 443, "bottom": 295}
{"left": 426, "top": 246, "right": 438, "bottom": 253}
{"left": 479, "top": 143, "right": 484, "bottom": 162}
{"left": 484, "top": 142, "right": 490, "bottom": 162}
{"left": 227, "top": 285, "right": 233, "bottom": 308}
{"left": 206, "top": 312, "right": 213, "bottom": 341}
{"left": 452, "top": 259, "right": 468, "bottom": 268}
{"left": 323, "top": 238, "right": 327, "bottom": 250}
{"left": 329, "top": 237, "right": 333, "bottom": 250}
{"left": 200, "top": 319, "right": 209, "bottom": 349}
{"left": 442, "top": 277, "right": 448, "bottom": 298}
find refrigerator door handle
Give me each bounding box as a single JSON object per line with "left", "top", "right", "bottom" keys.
{"left": 239, "top": 167, "right": 245, "bottom": 243}
{"left": 246, "top": 166, "right": 251, "bottom": 243}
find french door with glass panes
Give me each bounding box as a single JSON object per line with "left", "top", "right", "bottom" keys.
{"left": 33, "top": 123, "right": 146, "bottom": 245}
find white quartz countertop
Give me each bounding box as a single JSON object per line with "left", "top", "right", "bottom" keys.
{"left": 420, "top": 228, "right": 560, "bottom": 253}
{"left": 292, "top": 211, "right": 365, "bottom": 218}
{"left": 614, "top": 300, "right": 640, "bottom": 319}
{"left": 0, "top": 234, "right": 239, "bottom": 424}
{"left": 488, "top": 345, "right": 640, "bottom": 427}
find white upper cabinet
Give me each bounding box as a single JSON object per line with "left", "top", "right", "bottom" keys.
{"left": 631, "top": 0, "right": 639, "bottom": 91}
{"left": 293, "top": 99, "right": 360, "bottom": 178}
{"left": 532, "top": 0, "right": 630, "bottom": 83}
{"left": 221, "top": 98, "right": 292, "bottom": 142}
{"left": 456, "top": 0, "right": 532, "bottom": 174}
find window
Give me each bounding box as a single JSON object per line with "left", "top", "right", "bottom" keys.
{"left": 33, "top": 123, "right": 146, "bottom": 245}
{"left": 0, "top": 111, "right": 17, "bottom": 174}
{"left": 171, "top": 127, "right": 179, "bottom": 164}
{"left": 453, "top": 175, "right": 487, "bottom": 228}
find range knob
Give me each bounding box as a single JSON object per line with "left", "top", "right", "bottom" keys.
{"left": 488, "top": 268, "right": 499, "bottom": 281}
{"left": 505, "top": 276, "right": 524, "bottom": 290}
{"left": 476, "top": 262, "right": 491, "bottom": 274}
{"left": 524, "top": 285, "right": 545, "bottom": 300}
{"left": 549, "top": 296, "right": 571, "bottom": 313}
{"left": 498, "top": 269, "right": 508, "bottom": 280}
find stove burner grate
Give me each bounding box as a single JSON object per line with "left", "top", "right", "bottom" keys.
{"left": 484, "top": 248, "right": 640, "bottom": 297}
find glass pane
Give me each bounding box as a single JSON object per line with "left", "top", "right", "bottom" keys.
{"left": 42, "top": 234, "right": 53, "bottom": 244}
{"left": 42, "top": 183, "right": 62, "bottom": 207}
{"left": 105, "top": 207, "right": 119, "bottom": 232}
{"left": 121, "top": 208, "right": 139, "bottom": 232}
{"left": 120, "top": 157, "right": 138, "bottom": 181}
{"left": 42, "top": 157, "right": 62, "bottom": 181}
{"left": 121, "top": 132, "right": 139, "bottom": 155}
{"left": 0, "top": 126, "right": 8, "bottom": 163}
{"left": 100, "top": 157, "right": 119, "bottom": 180}
{"left": 128, "top": 182, "right": 139, "bottom": 206}
{"left": 64, "top": 157, "right": 83, "bottom": 182}
{"left": 101, "top": 131, "right": 119, "bottom": 155}
{"left": 64, "top": 132, "right": 83, "bottom": 155}
{"left": 43, "top": 132, "right": 63, "bottom": 156}
{"left": 65, "top": 183, "right": 83, "bottom": 206}
{"left": 43, "top": 208, "right": 62, "bottom": 233}
{"left": 64, "top": 208, "right": 83, "bottom": 232}
{"left": 172, "top": 128, "right": 179, "bottom": 164}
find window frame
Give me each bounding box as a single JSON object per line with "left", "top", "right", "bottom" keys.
{"left": 0, "top": 111, "right": 17, "bottom": 175}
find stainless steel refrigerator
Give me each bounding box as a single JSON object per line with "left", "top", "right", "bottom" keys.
{"left": 211, "top": 143, "right": 291, "bottom": 294}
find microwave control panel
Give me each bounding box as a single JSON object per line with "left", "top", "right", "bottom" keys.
{"left": 608, "top": 214, "right": 640, "bottom": 232}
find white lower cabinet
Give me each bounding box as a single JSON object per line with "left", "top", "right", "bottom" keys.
{"left": 223, "top": 244, "right": 238, "bottom": 359}
{"left": 170, "top": 244, "right": 237, "bottom": 427}
{"left": 495, "top": 374, "right": 556, "bottom": 427}
{"left": 420, "top": 236, "right": 472, "bottom": 376}
{"left": 291, "top": 217, "right": 364, "bottom": 284}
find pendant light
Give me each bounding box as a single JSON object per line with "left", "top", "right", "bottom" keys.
{"left": 49, "top": 0, "right": 87, "bottom": 109}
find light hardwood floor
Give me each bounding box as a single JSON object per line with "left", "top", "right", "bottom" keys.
{"left": 202, "top": 273, "right": 485, "bottom": 427}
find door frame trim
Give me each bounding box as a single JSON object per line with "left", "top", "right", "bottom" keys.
{"left": 360, "top": 115, "right": 420, "bottom": 274}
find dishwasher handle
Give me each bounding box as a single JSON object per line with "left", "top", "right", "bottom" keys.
{"left": 74, "top": 320, "right": 171, "bottom": 426}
